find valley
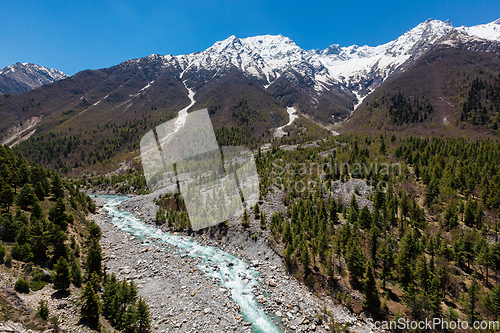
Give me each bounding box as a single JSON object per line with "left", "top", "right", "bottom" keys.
{"left": 1, "top": 16, "right": 500, "bottom": 333}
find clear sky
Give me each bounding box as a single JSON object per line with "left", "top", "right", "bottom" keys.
{"left": 1, "top": 0, "right": 499, "bottom": 75}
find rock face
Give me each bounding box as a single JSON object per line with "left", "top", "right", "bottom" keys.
{"left": 1, "top": 287, "right": 33, "bottom": 314}
{"left": 0, "top": 321, "right": 40, "bottom": 333}
{"left": 0, "top": 62, "right": 68, "bottom": 94}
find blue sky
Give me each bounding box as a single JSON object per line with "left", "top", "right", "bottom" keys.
{"left": 0, "top": 0, "right": 499, "bottom": 75}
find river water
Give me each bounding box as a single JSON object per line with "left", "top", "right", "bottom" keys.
{"left": 99, "top": 195, "right": 282, "bottom": 333}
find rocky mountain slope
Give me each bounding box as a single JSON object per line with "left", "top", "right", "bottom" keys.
{"left": 1, "top": 18, "right": 500, "bottom": 170}
{"left": 342, "top": 33, "right": 500, "bottom": 137}
{"left": 0, "top": 62, "right": 68, "bottom": 94}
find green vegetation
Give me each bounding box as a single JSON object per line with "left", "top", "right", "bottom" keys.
{"left": 366, "top": 92, "right": 434, "bottom": 125}
{"left": 14, "top": 278, "right": 30, "bottom": 293}
{"left": 0, "top": 144, "right": 151, "bottom": 331}
{"left": 461, "top": 75, "right": 500, "bottom": 128}
{"left": 250, "top": 135, "right": 500, "bottom": 322}
{"left": 37, "top": 300, "right": 49, "bottom": 320}
{"left": 102, "top": 273, "right": 151, "bottom": 332}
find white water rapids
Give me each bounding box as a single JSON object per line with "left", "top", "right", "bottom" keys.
{"left": 99, "top": 195, "right": 282, "bottom": 333}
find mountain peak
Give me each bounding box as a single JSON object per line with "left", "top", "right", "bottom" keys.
{"left": 0, "top": 62, "right": 68, "bottom": 94}
{"left": 457, "top": 19, "right": 500, "bottom": 41}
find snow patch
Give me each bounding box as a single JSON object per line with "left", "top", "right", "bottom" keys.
{"left": 274, "top": 107, "right": 298, "bottom": 138}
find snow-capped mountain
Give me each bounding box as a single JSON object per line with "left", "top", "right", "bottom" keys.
{"left": 0, "top": 62, "right": 68, "bottom": 94}
{"left": 457, "top": 18, "right": 500, "bottom": 41}
{"left": 133, "top": 18, "right": 499, "bottom": 112}
{"left": 1, "top": 18, "right": 499, "bottom": 165}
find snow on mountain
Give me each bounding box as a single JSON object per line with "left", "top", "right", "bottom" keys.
{"left": 133, "top": 18, "right": 499, "bottom": 111}
{"left": 0, "top": 62, "right": 68, "bottom": 94}
{"left": 168, "top": 18, "right": 472, "bottom": 108}
{"left": 457, "top": 18, "right": 500, "bottom": 41}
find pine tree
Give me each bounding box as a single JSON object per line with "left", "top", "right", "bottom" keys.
{"left": 486, "top": 284, "right": 500, "bottom": 318}
{"left": 0, "top": 184, "right": 14, "bottom": 211}
{"left": 242, "top": 209, "right": 250, "bottom": 228}
{"left": 415, "top": 255, "right": 430, "bottom": 292}
{"left": 301, "top": 242, "right": 310, "bottom": 271}
{"left": 71, "top": 258, "right": 82, "bottom": 287}
{"left": 136, "top": 297, "right": 151, "bottom": 332}
{"left": 378, "top": 239, "right": 394, "bottom": 289}
{"left": 346, "top": 236, "right": 365, "bottom": 286}
{"left": 48, "top": 198, "right": 72, "bottom": 230}
{"left": 362, "top": 261, "right": 380, "bottom": 314}
{"left": 0, "top": 243, "right": 5, "bottom": 263}
{"left": 359, "top": 206, "right": 372, "bottom": 229}
{"left": 253, "top": 202, "right": 260, "bottom": 217}
{"left": 17, "top": 184, "right": 37, "bottom": 210}
{"left": 51, "top": 173, "right": 65, "bottom": 200}
{"left": 86, "top": 239, "right": 102, "bottom": 278}
{"left": 380, "top": 138, "right": 386, "bottom": 155}
{"left": 425, "top": 179, "right": 439, "bottom": 207}
{"left": 466, "top": 273, "right": 479, "bottom": 323}
{"left": 53, "top": 257, "right": 71, "bottom": 292}
{"left": 260, "top": 211, "right": 267, "bottom": 230}
{"left": 348, "top": 195, "right": 359, "bottom": 224}
{"left": 34, "top": 182, "right": 46, "bottom": 201}
{"left": 80, "top": 280, "right": 101, "bottom": 328}
{"left": 102, "top": 273, "right": 120, "bottom": 321}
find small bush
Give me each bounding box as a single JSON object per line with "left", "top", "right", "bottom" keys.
{"left": 5, "top": 254, "right": 12, "bottom": 266}
{"left": 0, "top": 243, "right": 5, "bottom": 263}
{"left": 37, "top": 300, "right": 49, "bottom": 320}
{"left": 30, "top": 280, "right": 47, "bottom": 291}
{"left": 14, "top": 278, "right": 30, "bottom": 293}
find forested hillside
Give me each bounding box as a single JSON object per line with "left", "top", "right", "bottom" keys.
{"left": 0, "top": 145, "right": 151, "bottom": 332}
{"left": 154, "top": 134, "right": 500, "bottom": 327}
{"left": 257, "top": 135, "right": 500, "bottom": 324}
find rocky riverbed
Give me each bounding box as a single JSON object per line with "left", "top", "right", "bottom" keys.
{"left": 91, "top": 192, "right": 383, "bottom": 333}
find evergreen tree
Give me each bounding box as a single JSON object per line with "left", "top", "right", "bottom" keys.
{"left": 378, "top": 239, "right": 394, "bottom": 289}
{"left": 415, "top": 255, "right": 430, "bottom": 292}
{"left": 102, "top": 273, "right": 120, "bottom": 321}
{"left": 348, "top": 195, "right": 359, "bottom": 224}
{"left": 80, "top": 280, "right": 101, "bottom": 328}
{"left": 425, "top": 179, "right": 439, "bottom": 207}
{"left": 346, "top": 236, "right": 365, "bottom": 286}
{"left": 359, "top": 206, "right": 372, "bottom": 229}
{"left": 34, "top": 182, "right": 46, "bottom": 201}
{"left": 362, "top": 261, "right": 380, "bottom": 314}
{"left": 86, "top": 240, "right": 102, "bottom": 278}
{"left": 136, "top": 297, "right": 152, "bottom": 332}
{"left": 53, "top": 257, "right": 71, "bottom": 291}
{"left": 17, "top": 184, "right": 37, "bottom": 210}
{"left": 71, "top": 258, "right": 82, "bottom": 287}
{"left": 0, "top": 184, "right": 14, "bottom": 211}
{"left": 48, "top": 198, "right": 73, "bottom": 230}
{"left": 260, "top": 211, "right": 267, "bottom": 230}
{"left": 0, "top": 243, "right": 5, "bottom": 263}
{"left": 51, "top": 173, "right": 65, "bottom": 200}
{"left": 380, "top": 138, "right": 386, "bottom": 155}
{"left": 466, "top": 273, "right": 479, "bottom": 323}
{"left": 242, "top": 209, "right": 250, "bottom": 228}
{"left": 486, "top": 284, "right": 500, "bottom": 318}
{"left": 253, "top": 202, "right": 260, "bottom": 217}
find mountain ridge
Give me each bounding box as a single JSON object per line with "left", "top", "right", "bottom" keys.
{"left": 1, "top": 18, "right": 500, "bottom": 172}
{"left": 0, "top": 62, "right": 68, "bottom": 94}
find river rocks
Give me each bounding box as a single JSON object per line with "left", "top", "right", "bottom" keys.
{"left": 91, "top": 193, "right": 383, "bottom": 333}
{"left": 92, "top": 206, "right": 253, "bottom": 332}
